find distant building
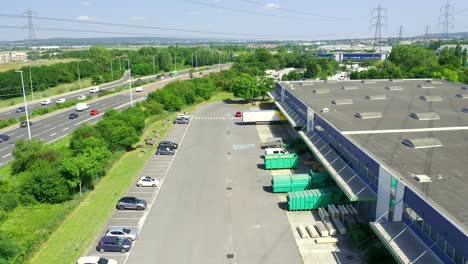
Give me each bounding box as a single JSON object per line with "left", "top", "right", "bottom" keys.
{"left": 317, "top": 52, "right": 388, "bottom": 62}
{"left": 0, "top": 52, "right": 28, "bottom": 63}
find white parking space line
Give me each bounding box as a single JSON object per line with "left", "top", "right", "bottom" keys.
{"left": 50, "top": 132, "right": 57, "bottom": 136}
{"left": 1, "top": 153, "right": 11, "bottom": 158}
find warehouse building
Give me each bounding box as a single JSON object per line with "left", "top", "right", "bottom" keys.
{"left": 269, "top": 79, "right": 468, "bottom": 264}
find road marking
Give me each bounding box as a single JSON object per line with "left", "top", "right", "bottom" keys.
{"left": 1, "top": 153, "right": 11, "bottom": 158}
{"left": 36, "top": 122, "right": 42, "bottom": 125}
{"left": 50, "top": 132, "right": 57, "bottom": 136}
{"left": 113, "top": 218, "right": 141, "bottom": 220}
{"left": 43, "top": 124, "right": 50, "bottom": 128}
{"left": 62, "top": 127, "right": 69, "bottom": 131}
{"left": 0, "top": 147, "right": 8, "bottom": 151}
{"left": 9, "top": 132, "right": 15, "bottom": 136}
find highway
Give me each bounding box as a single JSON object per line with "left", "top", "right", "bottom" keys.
{"left": 0, "top": 64, "right": 231, "bottom": 167}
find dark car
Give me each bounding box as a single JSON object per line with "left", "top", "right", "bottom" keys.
{"left": 0, "top": 135, "right": 10, "bottom": 143}
{"left": 137, "top": 78, "right": 142, "bottom": 82}
{"left": 96, "top": 236, "right": 132, "bottom": 253}
{"left": 173, "top": 117, "right": 189, "bottom": 124}
{"left": 69, "top": 113, "right": 79, "bottom": 119}
{"left": 20, "top": 121, "right": 32, "bottom": 127}
{"left": 156, "top": 147, "right": 175, "bottom": 155}
{"left": 158, "top": 141, "right": 178, "bottom": 149}
{"left": 116, "top": 197, "right": 147, "bottom": 210}
{"left": 16, "top": 106, "right": 26, "bottom": 113}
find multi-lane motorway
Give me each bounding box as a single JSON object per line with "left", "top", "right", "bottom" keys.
{"left": 0, "top": 64, "right": 231, "bottom": 167}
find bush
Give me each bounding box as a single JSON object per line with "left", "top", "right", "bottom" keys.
{"left": 365, "top": 244, "right": 396, "bottom": 264}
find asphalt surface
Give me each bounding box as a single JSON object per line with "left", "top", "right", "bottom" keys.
{"left": 0, "top": 64, "right": 231, "bottom": 167}
{"left": 111, "top": 102, "right": 301, "bottom": 264}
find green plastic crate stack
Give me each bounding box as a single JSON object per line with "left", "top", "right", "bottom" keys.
{"left": 287, "top": 187, "right": 342, "bottom": 211}
{"left": 271, "top": 174, "right": 310, "bottom": 193}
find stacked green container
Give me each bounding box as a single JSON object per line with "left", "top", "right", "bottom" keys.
{"left": 287, "top": 187, "right": 344, "bottom": 211}
{"left": 271, "top": 174, "right": 310, "bottom": 193}
{"left": 264, "top": 153, "right": 299, "bottom": 169}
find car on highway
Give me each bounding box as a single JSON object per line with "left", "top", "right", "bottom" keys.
{"left": 235, "top": 111, "right": 242, "bottom": 117}
{"left": 173, "top": 117, "right": 189, "bottom": 124}
{"left": 156, "top": 74, "right": 165, "bottom": 80}
{"left": 135, "top": 86, "right": 144, "bottom": 92}
{"left": 41, "top": 99, "right": 51, "bottom": 105}
{"left": 77, "top": 95, "right": 86, "bottom": 100}
{"left": 20, "top": 121, "right": 32, "bottom": 127}
{"left": 0, "top": 134, "right": 10, "bottom": 143}
{"left": 105, "top": 227, "right": 139, "bottom": 241}
{"left": 116, "top": 197, "right": 147, "bottom": 210}
{"left": 56, "top": 98, "right": 66, "bottom": 104}
{"left": 69, "top": 113, "right": 79, "bottom": 119}
{"left": 76, "top": 256, "right": 117, "bottom": 264}
{"left": 155, "top": 147, "right": 175, "bottom": 155}
{"left": 89, "top": 87, "right": 100, "bottom": 93}
{"left": 158, "top": 141, "right": 178, "bottom": 149}
{"left": 16, "top": 106, "right": 26, "bottom": 113}
{"left": 199, "top": 72, "right": 203, "bottom": 75}
{"left": 96, "top": 236, "right": 132, "bottom": 253}
{"left": 137, "top": 177, "right": 160, "bottom": 187}
{"left": 137, "top": 78, "right": 143, "bottom": 82}
{"left": 90, "top": 109, "right": 99, "bottom": 115}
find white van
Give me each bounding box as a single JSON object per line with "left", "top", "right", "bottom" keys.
{"left": 76, "top": 102, "right": 90, "bottom": 111}
{"left": 265, "top": 148, "right": 289, "bottom": 155}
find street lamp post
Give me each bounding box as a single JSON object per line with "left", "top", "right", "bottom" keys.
{"left": 218, "top": 50, "right": 221, "bottom": 72}
{"left": 174, "top": 52, "right": 177, "bottom": 72}
{"left": 152, "top": 55, "right": 156, "bottom": 75}
{"left": 77, "top": 61, "right": 81, "bottom": 89}
{"left": 28, "top": 66, "right": 35, "bottom": 103}
{"left": 124, "top": 59, "right": 134, "bottom": 107}
{"left": 110, "top": 60, "right": 114, "bottom": 79}
{"left": 16, "top": 71, "right": 32, "bottom": 140}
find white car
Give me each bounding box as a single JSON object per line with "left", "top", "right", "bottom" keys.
{"left": 56, "top": 98, "right": 66, "bottom": 103}
{"left": 135, "top": 86, "right": 144, "bottom": 92}
{"left": 89, "top": 87, "right": 100, "bottom": 93}
{"left": 41, "top": 99, "right": 51, "bottom": 105}
{"left": 105, "top": 227, "right": 139, "bottom": 241}
{"left": 76, "top": 256, "right": 117, "bottom": 264}
{"left": 78, "top": 95, "right": 86, "bottom": 100}
{"left": 137, "top": 176, "right": 159, "bottom": 187}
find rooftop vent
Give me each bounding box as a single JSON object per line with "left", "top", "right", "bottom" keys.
{"left": 365, "top": 95, "right": 387, "bottom": 100}
{"left": 332, "top": 99, "right": 353, "bottom": 105}
{"left": 341, "top": 86, "right": 359, "bottom": 90}
{"left": 355, "top": 112, "right": 383, "bottom": 119}
{"left": 409, "top": 112, "right": 440, "bottom": 121}
{"left": 419, "top": 95, "right": 443, "bottom": 102}
{"left": 417, "top": 85, "right": 436, "bottom": 89}
{"left": 321, "top": 108, "right": 330, "bottom": 113}
{"left": 413, "top": 174, "right": 432, "bottom": 183}
{"left": 462, "top": 86, "right": 468, "bottom": 91}
{"left": 385, "top": 86, "right": 404, "bottom": 91}
{"left": 455, "top": 94, "right": 468, "bottom": 99}
{"left": 402, "top": 138, "right": 443, "bottom": 149}
{"left": 313, "top": 88, "right": 330, "bottom": 94}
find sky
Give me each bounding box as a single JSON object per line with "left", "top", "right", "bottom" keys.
{"left": 0, "top": 0, "right": 467, "bottom": 42}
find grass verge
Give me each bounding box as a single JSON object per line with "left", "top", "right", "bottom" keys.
{"left": 30, "top": 91, "right": 233, "bottom": 264}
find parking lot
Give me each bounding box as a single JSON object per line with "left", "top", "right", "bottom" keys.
{"left": 83, "top": 101, "right": 301, "bottom": 264}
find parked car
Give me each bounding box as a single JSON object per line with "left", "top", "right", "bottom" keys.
{"left": 56, "top": 98, "right": 66, "bottom": 103}
{"left": 158, "top": 141, "right": 178, "bottom": 149}
{"left": 96, "top": 236, "right": 132, "bottom": 253}
{"left": 156, "top": 147, "right": 175, "bottom": 155}
{"left": 105, "top": 227, "right": 138, "bottom": 241}
{"left": 235, "top": 111, "right": 242, "bottom": 117}
{"left": 90, "top": 109, "right": 99, "bottom": 115}
{"left": 20, "top": 121, "right": 32, "bottom": 127}
{"left": 16, "top": 106, "right": 26, "bottom": 113}
{"left": 41, "top": 99, "right": 51, "bottom": 105}
{"left": 76, "top": 256, "right": 117, "bottom": 264}
{"left": 116, "top": 197, "right": 147, "bottom": 210}
{"left": 0, "top": 134, "right": 10, "bottom": 143}
{"left": 135, "top": 86, "right": 144, "bottom": 92}
{"left": 173, "top": 117, "right": 189, "bottom": 124}
{"left": 69, "top": 113, "right": 79, "bottom": 119}
{"left": 78, "top": 94, "right": 86, "bottom": 100}
{"left": 90, "top": 87, "right": 100, "bottom": 93}
{"left": 137, "top": 177, "right": 160, "bottom": 187}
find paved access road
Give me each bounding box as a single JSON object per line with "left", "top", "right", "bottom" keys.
{"left": 120, "top": 102, "right": 301, "bottom": 264}
{"left": 0, "top": 64, "right": 231, "bottom": 167}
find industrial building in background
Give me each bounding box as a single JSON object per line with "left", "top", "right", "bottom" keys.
{"left": 269, "top": 79, "right": 468, "bottom": 264}
{"left": 0, "top": 52, "right": 28, "bottom": 63}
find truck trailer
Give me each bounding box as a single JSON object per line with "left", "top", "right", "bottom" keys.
{"left": 241, "top": 110, "right": 287, "bottom": 124}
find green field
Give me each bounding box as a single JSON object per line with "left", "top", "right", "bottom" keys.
{"left": 0, "top": 59, "right": 78, "bottom": 73}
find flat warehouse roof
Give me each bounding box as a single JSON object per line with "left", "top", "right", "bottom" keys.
{"left": 279, "top": 79, "right": 468, "bottom": 234}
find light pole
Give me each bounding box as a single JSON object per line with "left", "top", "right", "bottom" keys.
{"left": 124, "top": 59, "right": 134, "bottom": 107}
{"left": 16, "top": 71, "right": 32, "bottom": 140}
{"left": 110, "top": 59, "right": 114, "bottom": 79}
{"left": 28, "top": 66, "right": 35, "bottom": 103}
{"left": 174, "top": 52, "right": 177, "bottom": 72}
{"left": 218, "top": 50, "right": 221, "bottom": 72}
{"left": 195, "top": 52, "right": 198, "bottom": 68}
{"left": 152, "top": 55, "right": 156, "bottom": 75}
{"left": 77, "top": 61, "right": 81, "bottom": 89}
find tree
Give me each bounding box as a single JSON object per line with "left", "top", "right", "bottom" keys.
{"left": 233, "top": 73, "right": 258, "bottom": 101}
{"left": 388, "top": 45, "right": 438, "bottom": 71}
{"left": 12, "top": 140, "right": 44, "bottom": 174}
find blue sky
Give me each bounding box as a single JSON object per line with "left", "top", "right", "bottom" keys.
{"left": 0, "top": 0, "right": 467, "bottom": 41}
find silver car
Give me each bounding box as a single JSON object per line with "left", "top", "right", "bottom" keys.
{"left": 105, "top": 227, "right": 138, "bottom": 241}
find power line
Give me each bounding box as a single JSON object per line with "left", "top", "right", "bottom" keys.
{"left": 397, "top": 25, "right": 403, "bottom": 40}
{"left": 424, "top": 25, "right": 430, "bottom": 39}
{"left": 439, "top": 1, "right": 454, "bottom": 38}
{"left": 370, "top": 4, "right": 387, "bottom": 51}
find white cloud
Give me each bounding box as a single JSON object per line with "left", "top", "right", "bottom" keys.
{"left": 81, "top": 1, "right": 91, "bottom": 6}
{"left": 77, "top": 15, "right": 90, "bottom": 21}
{"left": 265, "top": 3, "right": 280, "bottom": 9}
{"left": 129, "top": 16, "right": 145, "bottom": 21}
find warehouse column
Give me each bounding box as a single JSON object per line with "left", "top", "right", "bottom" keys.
{"left": 306, "top": 107, "right": 314, "bottom": 132}
{"left": 392, "top": 180, "right": 405, "bottom": 221}
{"left": 375, "top": 165, "right": 392, "bottom": 222}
